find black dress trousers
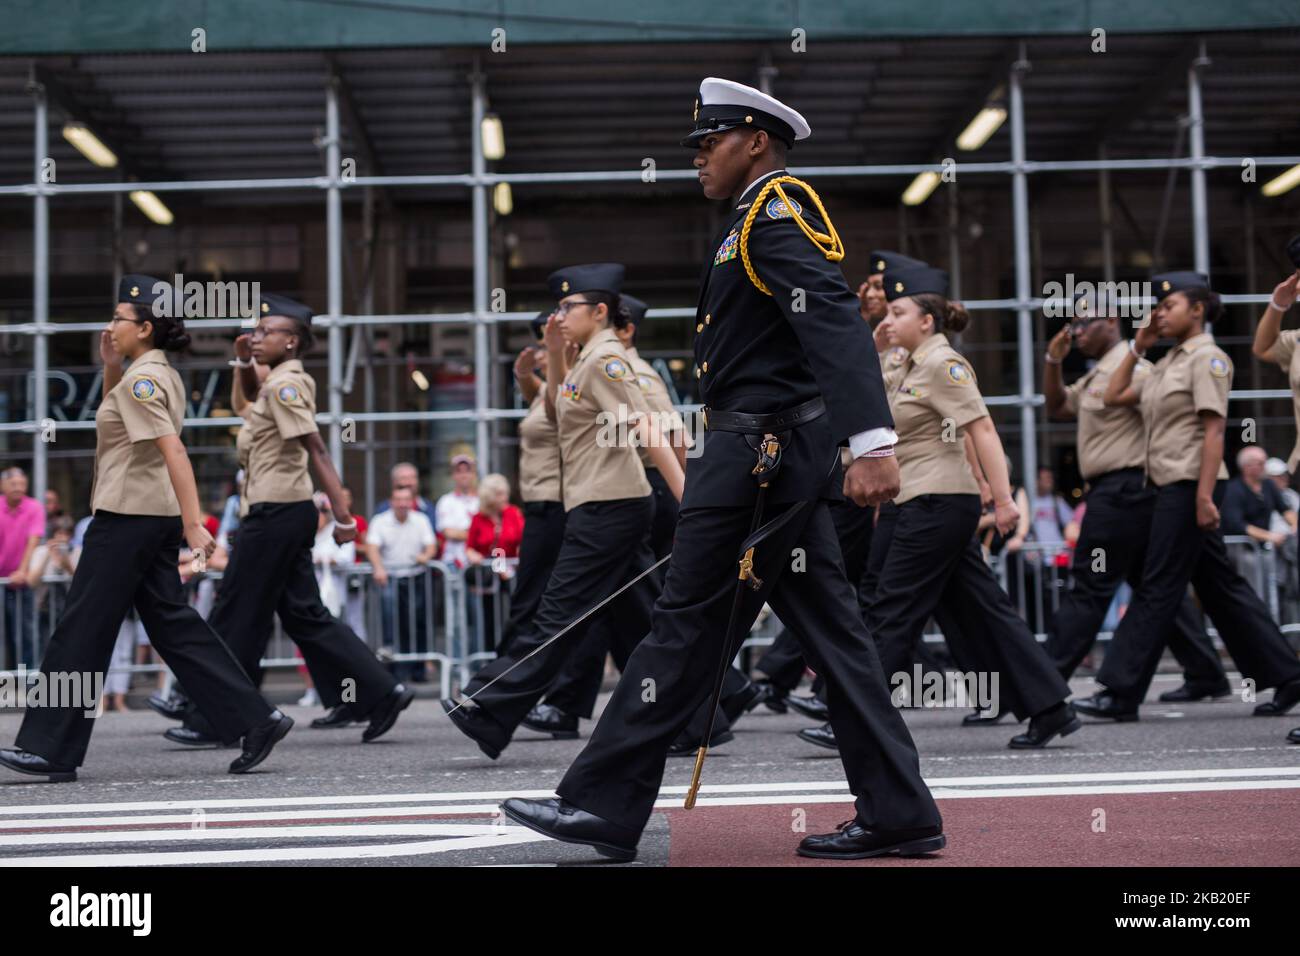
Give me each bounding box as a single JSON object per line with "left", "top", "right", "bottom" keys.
{"left": 1045, "top": 468, "right": 1226, "bottom": 684}
{"left": 462, "top": 496, "right": 656, "bottom": 737}
{"left": 184, "top": 500, "right": 396, "bottom": 736}
{"left": 1098, "top": 481, "right": 1300, "bottom": 701}
{"left": 556, "top": 500, "right": 941, "bottom": 837}
{"left": 16, "top": 512, "right": 273, "bottom": 766}
{"left": 496, "top": 500, "right": 567, "bottom": 656}
{"left": 866, "top": 495, "right": 1070, "bottom": 721}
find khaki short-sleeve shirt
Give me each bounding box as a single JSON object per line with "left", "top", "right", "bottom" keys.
{"left": 243, "top": 359, "right": 318, "bottom": 504}
{"left": 1063, "top": 340, "right": 1152, "bottom": 480}
{"left": 556, "top": 328, "right": 653, "bottom": 511}
{"left": 1271, "top": 330, "right": 1300, "bottom": 473}
{"left": 91, "top": 349, "right": 185, "bottom": 516}
{"left": 625, "top": 347, "right": 687, "bottom": 471}
{"left": 888, "top": 334, "right": 987, "bottom": 505}
{"left": 518, "top": 394, "right": 562, "bottom": 503}
{"left": 1139, "top": 332, "right": 1231, "bottom": 486}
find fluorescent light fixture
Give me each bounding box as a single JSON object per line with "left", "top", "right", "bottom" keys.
{"left": 493, "top": 182, "right": 513, "bottom": 216}
{"left": 1262, "top": 164, "right": 1300, "bottom": 198}
{"left": 901, "top": 171, "right": 941, "bottom": 206}
{"left": 129, "top": 190, "right": 174, "bottom": 225}
{"left": 63, "top": 124, "right": 118, "bottom": 168}
{"left": 481, "top": 113, "right": 505, "bottom": 160}
{"left": 956, "top": 107, "right": 1007, "bottom": 151}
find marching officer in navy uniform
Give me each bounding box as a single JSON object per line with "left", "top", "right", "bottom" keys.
{"left": 0, "top": 276, "right": 293, "bottom": 781}
{"left": 501, "top": 78, "right": 943, "bottom": 862}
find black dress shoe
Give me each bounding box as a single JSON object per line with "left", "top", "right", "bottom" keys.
{"left": 0, "top": 747, "right": 76, "bottom": 782}
{"left": 311, "top": 704, "right": 358, "bottom": 729}
{"left": 720, "top": 681, "right": 766, "bottom": 724}
{"left": 797, "top": 819, "right": 945, "bottom": 860}
{"left": 753, "top": 680, "right": 788, "bottom": 714}
{"left": 229, "top": 711, "right": 294, "bottom": 774}
{"left": 1288, "top": 727, "right": 1300, "bottom": 744}
{"left": 146, "top": 692, "right": 187, "bottom": 721}
{"left": 667, "top": 728, "right": 734, "bottom": 756}
{"left": 1253, "top": 679, "right": 1300, "bottom": 716}
{"left": 521, "top": 703, "right": 580, "bottom": 739}
{"left": 1158, "top": 680, "right": 1231, "bottom": 703}
{"left": 501, "top": 797, "right": 638, "bottom": 861}
{"left": 442, "top": 697, "right": 507, "bottom": 759}
{"left": 1010, "top": 703, "right": 1082, "bottom": 749}
{"left": 164, "top": 726, "right": 223, "bottom": 747}
{"left": 962, "top": 708, "right": 1007, "bottom": 726}
{"left": 783, "top": 693, "right": 830, "bottom": 721}
{"left": 1072, "top": 690, "right": 1140, "bottom": 722}
{"left": 797, "top": 723, "right": 838, "bottom": 750}
{"left": 362, "top": 684, "right": 415, "bottom": 742}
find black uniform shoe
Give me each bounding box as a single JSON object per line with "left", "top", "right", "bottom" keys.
{"left": 797, "top": 723, "right": 838, "bottom": 750}
{"left": 146, "top": 692, "right": 187, "bottom": 721}
{"left": 164, "top": 727, "right": 223, "bottom": 747}
{"left": 783, "top": 693, "right": 830, "bottom": 721}
{"left": 500, "top": 797, "right": 638, "bottom": 862}
{"left": 1288, "top": 727, "right": 1300, "bottom": 744}
{"left": 1158, "top": 680, "right": 1231, "bottom": 703}
{"left": 796, "top": 820, "right": 946, "bottom": 860}
{"left": 521, "top": 703, "right": 580, "bottom": 739}
{"left": 0, "top": 748, "right": 76, "bottom": 783}
{"left": 1010, "top": 703, "right": 1082, "bottom": 749}
{"left": 667, "top": 728, "right": 734, "bottom": 756}
{"left": 962, "top": 708, "right": 1008, "bottom": 726}
{"left": 311, "top": 704, "right": 358, "bottom": 729}
{"left": 362, "top": 684, "right": 415, "bottom": 743}
{"left": 441, "top": 697, "right": 508, "bottom": 759}
{"left": 1253, "top": 679, "right": 1300, "bottom": 716}
{"left": 229, "top": 711, "right": 294, "bottom": 774}
{"left": 754, "top": 679, "right": 788, "bottom": 714}
{"left": 720, "top": 680, "right": 767, "bottom": 724}
{"left": 1072, "top": 690, "right": 1140, "bottom": 722}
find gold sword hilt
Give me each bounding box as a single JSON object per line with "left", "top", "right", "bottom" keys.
{"left": 684, "top": 746, "right": 708, "bottom": 809}
{"left": 738, "top": 546, "right": 763, "bottom": 590}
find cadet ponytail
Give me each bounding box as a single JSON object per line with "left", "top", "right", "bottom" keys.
{"left": 911, "top": 293, "right": 970, "bottom": 335}
{"left": 132, "top": 304, "right": 192, "bottom": 352}
{"left": 1181, "top": 287, "right": 1223, "bottom": 327}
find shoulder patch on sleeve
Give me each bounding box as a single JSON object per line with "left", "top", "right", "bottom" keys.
{"left": 129, "top": 377, "right": 160, "bottom": 402}
{"left": 1208, "top": 355, "right": 1229, "bottom": 379}
{"left": 765, "top": 195, "right": 804, "bottom": 220}
{"left": 944, "top": 359, "right": 973, "bottom": 385}
{"left": 887, "top": 346, "right": 908, "bottom": 367}
{"left": 636, "top": 374, "right": 656, "bottom": 393}
{"left": 601, "top": 356, "right": 629, "bottom": 381}
{"left": 276, "top": 382, "right": 304, "bottom": 405}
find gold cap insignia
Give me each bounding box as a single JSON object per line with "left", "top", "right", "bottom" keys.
{"left": 561, "top": 280, "right": 570, "bottom": 293}
{"left": 129, "top": 285, "right": 139, "bottom": 297}
{"left": 261, "top": 302, "right": 270, "bottom": 313}
{"left": 1161, "top": 280, "right": 1171, "bottom": 292}
{"left": 693, "top": 98, "right": 699, "bottom": 122}
{"left": 745, "top": 115, "right": 753, "bottom": 123}
{"left": 894, "top": 281, "right": 904, "bottom": 293}
{"left": 876, "top": 259, "right": 886, "bottom": 271}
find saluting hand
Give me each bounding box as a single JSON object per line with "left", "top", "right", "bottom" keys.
{"left": 1046, "top": 324, "right": 1072, "bottom": 363}
{"left": 1271, "top": 272, "right": 1300, "bottom": 312}
{"left": 99, "top": 329, "right": 121, "bottom": 365}
{"left": 844, "top": 455, "right": 900, "bottom": 507}
{"left": 1134, "top": 312, "right": 1161, "bottom": 353}
{"left": 543, "top": 312, "right": 566, "bottom": 353}
{"left": 234, "top": 333, "right": 254, "bottom": 362}
{"left": 513, "top": 346, "right": 540, "bottom": 381}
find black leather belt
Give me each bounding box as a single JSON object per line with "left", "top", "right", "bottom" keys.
{"left": 703, "top": 397, "right": 825, "bottom": 435}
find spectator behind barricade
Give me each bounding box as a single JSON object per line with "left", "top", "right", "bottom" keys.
{"left": 367, "top": 486, "right": 439, "bottom": 683}
{"left": 467, "top": 473, "right": 524, "bottom": 571}
{"left": 1222, "top": 446, "right": 1297, "bottom": 598}
{"left": 311, "top": 493, "right": 354, "bottom": 619}
{"left": 27, "top": 515, "right": 76, "bottom": 651}
{"left": 339, "top": 485, "right": 369, "bottom": 642}
{"left": 1029, "top": 466, "right": 1073, "bottom": 555}
{"left": 217, "top": 469, "right": 244, "bottom": 541}
{"left": 1, "top": 466, "right": 45, "bottom": 670}
{"left": 373, "top": 462, "right": 436, "bottom": 524}
{"left": 436, "top": 453, "right": 480, "bottom": 568}
{"left": 43, "top": 488, "right": 64, "bottom": 523}
{"left": 1266, "top": 457, "right": 1300, "bottom": 622}
{"left": 342, "top": 485, "right": 368, "bottom": 560}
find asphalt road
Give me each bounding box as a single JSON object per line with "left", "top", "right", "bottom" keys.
{"left": 1, "top": 672, "right": 1297, "bottom": 867}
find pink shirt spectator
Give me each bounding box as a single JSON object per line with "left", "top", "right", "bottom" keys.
{"left": 0, "top": 495, "right": 45, "bottom": 580}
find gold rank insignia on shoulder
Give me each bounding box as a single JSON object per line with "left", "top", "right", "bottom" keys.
{"left": 945, "top": 360, "right": 972, "bottom": 384}
{"left": 1208, "top": 356, "right": 1229, "bottom": 378}
{"left": 601, "top": 357, "right": 628, "bottom": 380}
{"left": 129, "top": 377, "right": 159, "bottom": 402}
{"left": 765, "top": 196, "right": 803, "bottom": 220}
{"left": 276, "top": 383, "right": 302, "bottom": 404}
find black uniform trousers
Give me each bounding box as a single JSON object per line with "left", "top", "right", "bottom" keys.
{"left": 755, "top": 495, "right": 875, "bottom": 693}
{"left": 556, "top": 500, "right": 941, "bottom": 837}
{"left": 1045, "top": 468, "right": 1226, "bottom": 685}
{"left": 16, "top": 512, "right": 273, "bottom": 766}
{"left": 1098, "top": 480, "right": 1300, "bottom": 701}
{"left": 496, "top": 500, "right": 566, "bottom": 656}
{"left": 543, "top": 468, "right": 676, "bottom": 718}
{"left": 866, "top": 495, "right": 1070, "bottom": 721}
{"left": 463, "top": 496, "right": 657, "bottom": 737}
{"left": 184, "top": 500, "right": 396, "bottom": 736}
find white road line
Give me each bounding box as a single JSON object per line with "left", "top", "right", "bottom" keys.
{"left": 0, "top": 823, "right": 524, "bottom": 848}
{"left": 0, "top": 805, "right": 506, "bottom": 831}
{"left": 3, "top": 766, "right": 1297, "bottom": 816}
{"left": 0, "top": 831, "right": 553, "bottom": 867}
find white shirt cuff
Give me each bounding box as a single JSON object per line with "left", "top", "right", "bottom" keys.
{"left": 849, "top": 427, "right": 898, "bottom": 458}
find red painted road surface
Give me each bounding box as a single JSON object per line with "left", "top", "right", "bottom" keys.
{"left": 663, "top": 790, "right": 1300, "bottom": 866}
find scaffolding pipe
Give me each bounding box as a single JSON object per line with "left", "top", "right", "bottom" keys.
{"left": 1009, "top": 44, "right": 1037, "bottom": 491}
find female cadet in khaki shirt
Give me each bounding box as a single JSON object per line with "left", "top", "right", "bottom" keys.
{"left": 0, "top": 275, "right": 292, "bottom": 783}
{"left": 445, "top": 263, "right": 685, "bottom": 759}
{"left": 169, "top": 293, "right": 414, "bottom": 749}
{"left": 1076, "top": 272, "right": 1300, "bottom": 722}
{"left": 866, "top": 262, "right": 1080, "bottom": 750}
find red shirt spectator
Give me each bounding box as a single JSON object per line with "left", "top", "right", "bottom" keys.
{"left": 467, "top": 505, "right": 524, "bottom": 561}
